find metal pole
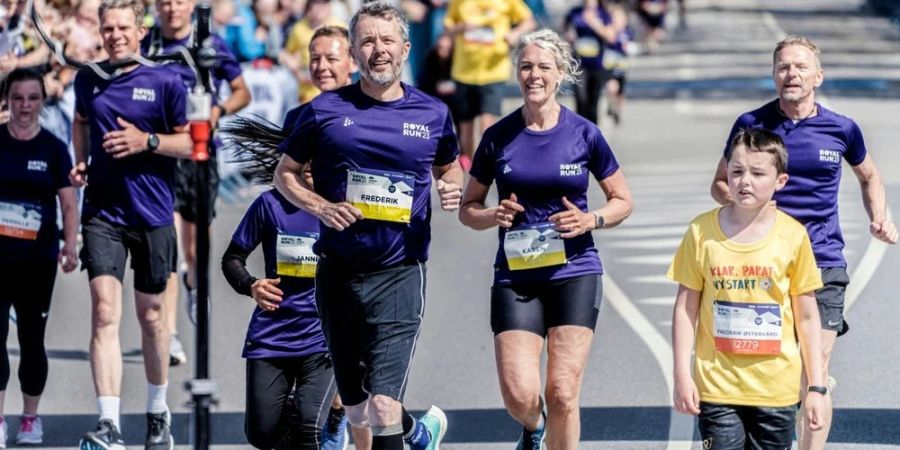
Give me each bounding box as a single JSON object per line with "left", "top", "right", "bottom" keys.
{"left": 188, "top": 4, "right": 217, "bottom": 450}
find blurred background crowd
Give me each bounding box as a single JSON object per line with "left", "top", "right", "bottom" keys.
{"left": 0, "top": 0, "right": 689, "bottom": 191}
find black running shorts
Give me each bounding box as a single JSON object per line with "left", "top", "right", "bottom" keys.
{"left": 80, "top": 215, "right": 177, "bottom": 294}
{"left": 315, "top": 257, "right": 426, "bottom": 406}
{"left": 491, "top": 274, "right": 603, "bottom": 336}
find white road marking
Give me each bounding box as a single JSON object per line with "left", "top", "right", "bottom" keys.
{"left": 604, "top": 274, "right": 693, "bottom": 450}
{"left": 639, "top": 297, "right": 676, "bottom": 306}
{"left": 607, "top": 238, "right": 684, "bottom": 250}
{"left": 846, "top": 208, "right": 893, "bottom": 312}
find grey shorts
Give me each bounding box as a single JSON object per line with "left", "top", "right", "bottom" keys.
{"left": 314, "top": 257, "right": 426, "bottom": 405}
{"left": 816, "top": 267, "right": 850, "bottom": 336}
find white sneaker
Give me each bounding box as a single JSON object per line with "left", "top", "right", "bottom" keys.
{"left": 169, "top": 334, "right": 188, "bottom": 366}
{"left": 0, "top": 417, "right": 7, "bottom": 448}
{"left": 16, "top": 415, "right": 42, "bottom": 445}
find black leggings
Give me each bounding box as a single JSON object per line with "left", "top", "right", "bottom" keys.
{"left": 245, "top": 353, "right": 337, "bottom": 449}
{"left": 575, "top": 68, "right": 607, "bottom": 125}
{"left": 0, "top": 259, "right": 57, "bottom": 395}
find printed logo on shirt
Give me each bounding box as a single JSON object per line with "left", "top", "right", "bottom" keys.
{"left": 503, "top": 164, "right": 512, "bottom": 174}
{"left": 403, "top": 122, "right": 430, "bottom": 140}
{"left": 559, "top": 163, "right": 583, "bottom": 176}
{"left": 132, "top": 87, "right": 157, "bottom": 102}
{"left": 343, "top": 117, "right": 354, "bottom": 127}
{"left": 27, "top": 160, "right": 47, "bottom": 172}
{"left": 819, "top": 149, "right": 841, "bottom": 164}
{"left": 93, "top": 86, "right": 100, "bottom": 94}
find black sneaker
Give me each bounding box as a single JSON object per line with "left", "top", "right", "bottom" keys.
{"left": 145, "top": 411, "right": 174, "bottom": 450}
{"left": 79, "top": 419, "right": 125, "bottom": 450}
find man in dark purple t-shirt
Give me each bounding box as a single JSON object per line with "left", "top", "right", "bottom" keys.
{"left": 274, "top": 3, "right": 463, "bottom": 450}
{"left": 71, "top": 1, "right": 192, "bottom": 449}
{"left": 143, "top": 0, "right": 251, "bottom": 369}
{"left": 710, "top": 36, "right": 898, "bottom": 450}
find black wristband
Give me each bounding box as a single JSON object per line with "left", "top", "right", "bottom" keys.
{"left": 807, "top": 385, "right": 828, "bottom": 395}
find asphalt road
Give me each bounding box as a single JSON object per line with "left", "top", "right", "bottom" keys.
{"left": 8, "top": 0, "right": 900, "bottom": 448}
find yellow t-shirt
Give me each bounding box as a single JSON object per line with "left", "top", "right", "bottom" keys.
{"left": 284, "top": 17, "right": 346, "bottom": 103}
{"left": 667, "top": 208, "right": 823, "bottom": 407}
{"left": 444, "top": 0, "right": 532, "bottom": 85}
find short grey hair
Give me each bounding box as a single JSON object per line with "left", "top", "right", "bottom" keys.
{"left": 349, "top": 0, "right": 409, "bottom": 45}
{"left": 98, "top": 0, "right": 145, "bottom": 27}
{"left": 773, "top": 35, "right": 822, "bottom": 70}
{"left": 513, "top": 29, "right": 581, "bottom": 88}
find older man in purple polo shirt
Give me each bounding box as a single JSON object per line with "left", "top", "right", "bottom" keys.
{"left": 710, "top": 35, "right": 898, "bottom": 450}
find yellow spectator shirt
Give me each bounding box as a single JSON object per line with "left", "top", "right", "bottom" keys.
{"left": 667, "top": 208, "right": 823, "bottom": 407}
{"left": 444, "top": 0, "right": 532, "bottom": 85}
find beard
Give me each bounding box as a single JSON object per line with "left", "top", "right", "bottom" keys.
{"left": 781, "top": 91, "right": 803, "bottom": 102}
{"left": 360, "top": 60, "right": 401, "bottom": 87}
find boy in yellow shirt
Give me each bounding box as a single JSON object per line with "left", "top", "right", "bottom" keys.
{"left": 668, "top": 129, "right": 825, "bottom": 449}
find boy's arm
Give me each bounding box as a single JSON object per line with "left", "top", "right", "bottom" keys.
{"left": 672, "top": 284, "right": 701, "bottom": 415}
{"left": 792, "top": 292, "right": 825, "bottom": 431}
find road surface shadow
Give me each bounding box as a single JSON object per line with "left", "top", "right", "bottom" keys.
{"left": 26, "top": 407, "right": 900, "bottom": 446}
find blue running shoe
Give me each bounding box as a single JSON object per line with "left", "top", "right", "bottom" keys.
{"left": 320, "top": 409, "right": 348, "bottom": 450}
{"left": 515, "top": 410, "right": 546, "bottom": 450}
{"left": 419, "top": 405, "right": 447, "bottom": 450}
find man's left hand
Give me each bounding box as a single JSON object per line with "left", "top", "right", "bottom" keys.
{"left": 870, "top": 220, "right": 898, "bottom": 244}
{"left": 103, "top": 117, "right": 149, "bottom": 159}
{"left": 436, "top": 179, "right": 462, "bottom": 211}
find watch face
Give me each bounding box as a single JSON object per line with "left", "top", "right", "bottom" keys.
{"left": 148, "top": 134, "right": 160, "bottom": 150}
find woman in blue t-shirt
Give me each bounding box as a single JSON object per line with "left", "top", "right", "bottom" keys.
{"left": 0, "top": 68, "right": 78, "bottom": 446}
{"left": 459, "top": 30, "right": 633, "bottom": 450}
{"left": 221, "top": 158, "right": 336, "bottom": 449}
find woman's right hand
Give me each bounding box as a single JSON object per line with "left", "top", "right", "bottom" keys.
{"left": 251, "top": 278, "right": 283, "bottom": 312}
{"left": 495, "top": 193, "right": 524, "bottom": 228}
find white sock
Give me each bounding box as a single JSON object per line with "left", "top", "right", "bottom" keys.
{"left": 147, "top": 382, "right": 169, "bottom": 414}
{"left": 98, "top": 396, "right": 121, "bottom": 429}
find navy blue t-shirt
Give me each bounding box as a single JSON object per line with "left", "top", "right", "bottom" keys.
{"left": 74, "top": 64, "right": 188, "bottom": 226}
{"left": 470, "top": 106, "right": 620, "bottom": 285}
{"left": 278, "top": 82, "right": 459, "bottom": 268}
{"left": 0, "top": 126, "right": 72, "bottom": 263}
{"left": 724, "top": 100, "right": 867, "bottom": 268}
{"left": 231, "top": 189, "right": 327, "bottom": 359}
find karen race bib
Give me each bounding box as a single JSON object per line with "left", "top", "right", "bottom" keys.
{"left": 0, "top": 200, "right": 42, "bottom": 240}
{"left": 275, "top": 232, "right": 318, "bottom": 278}
{"left": 346, "top": 168, "right": 414, "bottom": 223}
{"left": 713, "top": 300, "right": 782, "bottom": 355}
{"left": 504, "top": 223, "right": 566, "bottom": 271}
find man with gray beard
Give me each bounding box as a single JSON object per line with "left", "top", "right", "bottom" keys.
{"left": 273, "top": 2, "right": 464, "bottom": 450}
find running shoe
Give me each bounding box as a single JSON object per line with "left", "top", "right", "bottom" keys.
{"left": 0, "top": 418, "right": 7, "bottom": 448}
{"left": 15, "top": 415, "right": 42, "bottom": 445}
{"left": 182, "top": 271, "right": 199, "bottom": 325}
{"left": 320, "top": 408, "right": 349, "bottom": 450}
{"left": 169, "top": 334, "right": 188, "bottom": 366}
{"left": 418, "top": 405, "right": 447, "bottom": 450}
{"left": 79, "top": 419, "right": 125, "bottom": 450}
{"left": 145, "top": 411, "right": 174, "bottom": 450}
{"left": 515, "top": 409, "right": 546, "bottom": 450}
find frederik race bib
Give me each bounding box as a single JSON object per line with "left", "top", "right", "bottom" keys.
{"left": 713, "top": 300, "right": 782, "bottom": 355}
{"left": 275, "top": 232, "right": 318, "bottom": 278}
{"left": 346, "top": 168, "right": 414, "bottom": 223}
{"left": 504, "top": 223, "right": 566, "bottom": 271}
{"left": 0, "top": 200, "right": 42, "bottom": 240}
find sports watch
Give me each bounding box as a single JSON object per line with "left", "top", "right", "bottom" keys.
{"left": 592, "top": 211, "right": 605, "bottom": 230}
{"left": 147, "top": 133, "right": 160, "bottom": 152}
